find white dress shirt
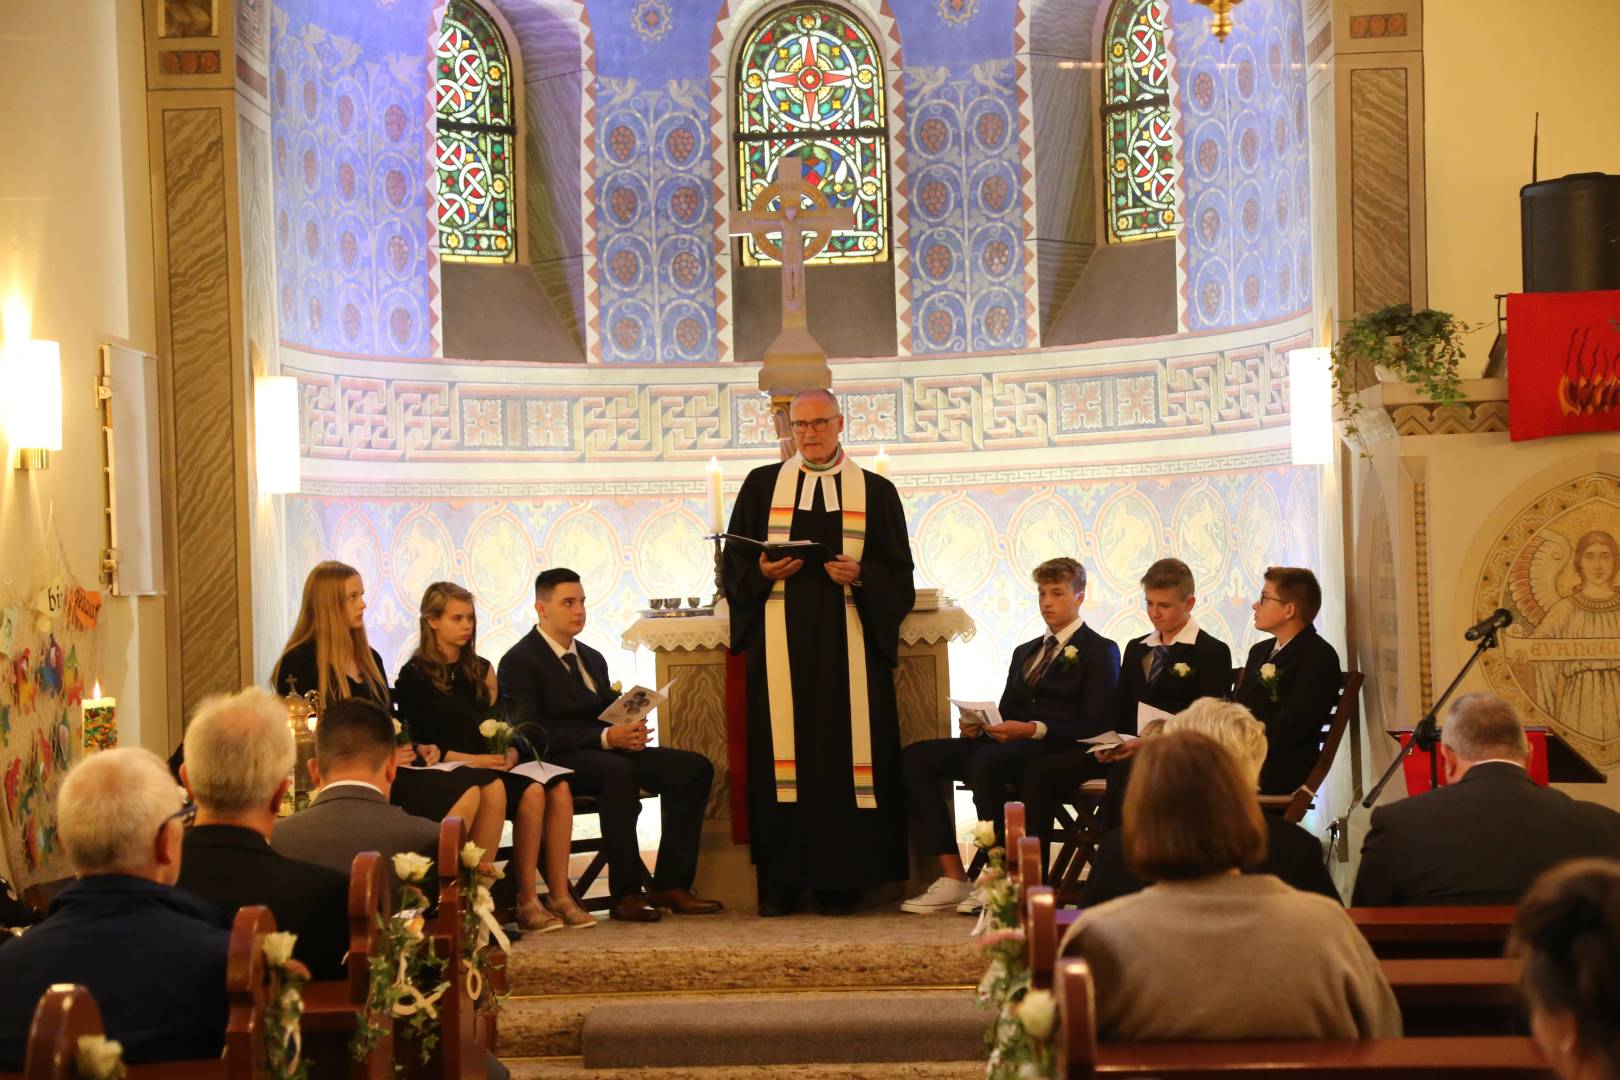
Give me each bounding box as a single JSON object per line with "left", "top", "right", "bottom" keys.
{"left": 318, "top": 779, "right": 385, "bottom": 797}
{"left": 537, "top": 625, "right": 613, "bottom": 749}
{"left": 1141, "top": 617, "right": 1199, "bottom": 679}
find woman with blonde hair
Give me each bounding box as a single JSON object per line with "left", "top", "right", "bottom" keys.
{"left": 1060, "top": 730, "right": 1398, "bottom": 1041}
{"left": 1080, "top": 697, "right": 1337, "bottom": 905}
{"left": 395, "top": 582, "right": 593, "bottom": 931}
{"left": 272, "top": 561, "right": 506, "bottom": 856}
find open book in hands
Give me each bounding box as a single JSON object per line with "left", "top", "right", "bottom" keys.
{"left": 950, "top": 699, "right": 1004, "bottom": 737}
{"left": 598, "top": 679, "right": 676, "bottom": 725}
{"left": 711, "top": 533, "right": 833, "bottom": 567}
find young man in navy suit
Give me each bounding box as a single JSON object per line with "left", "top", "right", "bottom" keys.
{"left": 497, "top": 568, "right": 721, "bottom": 923}
{"left": 1021, "top": 556, "right": 1232, "bottom": 840}
{"left": 1238, "top": 566, "right": 1343, "bottom": 794}
{"left": 900, "top": 558, "right": 1119, "bottom": 913}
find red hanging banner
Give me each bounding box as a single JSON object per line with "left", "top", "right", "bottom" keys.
{"left": 1507, "top": 290, "right": 1620, "bottom": 442}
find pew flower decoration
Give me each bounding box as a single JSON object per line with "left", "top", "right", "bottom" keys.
{"left": 74, "top": 1035, "right": 125, "bottom": 1080}
{"left": 984, "top": 985, "right": 1058, "bottom": 1079}
{"left": 1172, "top": 662, "right": 1192, "bottom": 679}
{"left": 459, "top": 841, "right": 511, "bottom": 1013}
{"left": 1259, "top": 662, "right": 1280, "bottom": 702}
{"left": 971, "top": 820, "right": 997, "bottom": 850}
{"left": 262, "top": 931, "right": 312, "bottom": 1080}
{"left": 352, "top": 859, "right": 448, "bottom": 1065}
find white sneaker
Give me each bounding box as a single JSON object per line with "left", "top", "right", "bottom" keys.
{"left": 900, "top": 876, "right": 975, "bottom": 914}
{"left": 956, "top": 888, "right": 985, "bottom": 915}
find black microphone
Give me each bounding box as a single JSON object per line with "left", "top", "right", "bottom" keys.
{"left": 1464, "top": 608, "right": 1513, "bottom": 641}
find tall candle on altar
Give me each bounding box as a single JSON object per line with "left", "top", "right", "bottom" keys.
{"left": 874, "top": 446, "right": 891, "bottom": 478}
{"left": 705, "top": 456, "right": 725, "bottom": 533}
{"left": 82, "top": 682, "right": 118, "bottom": 752}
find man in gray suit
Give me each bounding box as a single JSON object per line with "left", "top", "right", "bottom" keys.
{"left": 272, "top": 698, "right": 439, "bottom": 875}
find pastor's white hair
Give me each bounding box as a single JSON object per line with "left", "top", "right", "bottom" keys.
{"left": 1165, "top": 698, "right": 1268, "bottom": 791}
{"left": 57, "top": 748, "right": 183, "bottom": 875}
{"left": 183, "top": 686, "right": 295, "bottom": 814}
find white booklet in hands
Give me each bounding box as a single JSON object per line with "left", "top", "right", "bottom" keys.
{"left": 950, "top": 699, "right": 1004, "bottom": 734}
{"left": 1136, "top": 701, "right": 1175, "bottom": 730}
{"left": 1079, "top": 731, "right": 1139, "bottom": 756}
{"left": 510, "top": 760, "right": 574, "bottom": 784}
{"left": 599, "top": 679, "right": 676, "bottom": 725}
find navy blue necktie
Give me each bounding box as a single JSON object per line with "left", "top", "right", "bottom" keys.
{"left": 1147, "top": 643, "right": 1170, "bottom": 683}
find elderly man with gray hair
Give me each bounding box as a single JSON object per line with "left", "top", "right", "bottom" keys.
{"left": 176, "top": 686, "right": 351, "bottom": 979}
{"left": 1080, "top": 697, "right": 1339, "bottom": 906}
{"left": 1353, "top": 691, "right": 1620, "bottom": 906}
{"left": 0, "top": 748, "right": 229, "bottom": 1070}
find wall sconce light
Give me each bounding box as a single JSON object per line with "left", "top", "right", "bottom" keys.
{"left": 3, "top": 339, "right": 63, "bottom": 470}
{"left": 1288, "top": 347, "right": 1334, "bottom": 466}
{"left": 255, "top": 375, "right": 300, "bottom": 494}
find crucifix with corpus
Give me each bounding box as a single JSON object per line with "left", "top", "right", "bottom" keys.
{"left": 730, "top": 153, "right": 855, "bottom": 456}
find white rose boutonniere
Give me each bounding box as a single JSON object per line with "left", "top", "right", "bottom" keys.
{"left": 1172, "top": 661, "right": 1192, "bottom": 679}
{"left": 610, "top": 680, "right": 623, "bottom": 694}
{"left": 75, "top": 1035, "right": 125, "bottom": 1080}
{"left": 460, "top": 841, "right": 486, "bottom": 870}
{"left": 392, "top": 851, "right": 433, "bottom": 883}
{"left": 262, "top": 930, "right": 298, "bottom": 968}
{"left": 1055, "top": 643, "right": 1080, "bottom": 670}
{"left": 1258, "top": 662, "right": 1280, "bottom": 702}
{"left": 1018, "top": 988, "right": 1056, "bottom": 1040}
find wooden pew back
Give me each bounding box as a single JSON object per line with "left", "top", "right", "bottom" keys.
{"left": 1005, "top": 801, "right": 1026, "bottom": 857}
{"left": 405, "top": 817, "right": 481, "bottom": 1080}
{"left": 1350, "top": 906, "right": 1515, "bottom": 959}
{"left": 224, "top": 906, "right": 274, "bottom": 1080}
{"left": 1026, "top": 886, "right": 1057, "bottom": 992}
{"left": 299, "top": 851, "right": 392, "bottom": 1079}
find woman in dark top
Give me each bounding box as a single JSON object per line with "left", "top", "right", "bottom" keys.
{"left": 1080, "top": 698, "right": 1340, "bottom": 907}
{"left": 271, "top": 561, "right": 506, "bottom": 858}
{"left": 395, "top": 582, "right": 591, "bottom": 931}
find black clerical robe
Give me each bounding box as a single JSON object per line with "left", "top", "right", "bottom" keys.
{"left": 724, "top": 457, "right": 914, "bottom": 894}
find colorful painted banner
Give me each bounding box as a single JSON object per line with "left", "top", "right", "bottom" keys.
{"left": 1508, "top": 290, "right": 1620, "bottom": 442}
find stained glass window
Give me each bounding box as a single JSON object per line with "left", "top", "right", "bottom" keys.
{"left": 1102, "top": 0, "right": 1179, "bottom": 243}
{"left": 435, "top": 0, "right": 516, "bottom": 262}
{"left": 735, "top": 4, "right": 889, "bottom": 266}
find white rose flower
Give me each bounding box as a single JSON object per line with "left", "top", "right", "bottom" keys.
{"left": 392, "top": 718, "right": 403, "bottom": 735}
{"left": 610, "top": 680, "right": 623, "bottom": 694}
{"left": 460, "top": 841, "right": 485, "bottom": 869}
{"left": 1018, "top": 989, "right": 1056, "bottom": 1040}
{"left": 75, "top": 1035, "right": 124, "bottom": 1080}
{"left": 392, "top": 851, "right": 433, "bottom": 882}
{"left": 1259, "top": 663, "right": 1277, "bottom": 681}
{"left": 478, "top": 718, "right": 498, "bottom": 738}
{"left": 970, "top": 820, "right": 997, "bottom": 849}
{"left": 1061, "top": 645, "right": 1078, "bottom": 660}
{"left": 262, "top": 931, "right": 298, "bottom": 968}
{"left": 1172, "top": 662, "right": 1191, "bottom": 677}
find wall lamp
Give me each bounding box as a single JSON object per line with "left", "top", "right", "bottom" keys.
{"left": 3, "top": 338, "right": 63, "bottom": 470}
{"left": 1287, "top": 346, "right": 1334, "bottom": 467}
{"left": 255, "top": 374, "right": 301, "bottom": 494}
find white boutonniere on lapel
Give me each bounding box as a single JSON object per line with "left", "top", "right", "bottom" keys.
{"left": 609, "top": 680, "right": 623, "bottom": 696}
{"left": 1055, "top": 644, "right": 1080, "bottom": 670}
{"left": 1258, "top": 662, "right": 1280, "bottom": 702}
{"left": 1171, "top": 662, "right": 1193, "bottom": 679}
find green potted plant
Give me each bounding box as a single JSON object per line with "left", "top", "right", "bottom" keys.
{"left": 1330, "top": 304, "right": 1480, "bottom": 452}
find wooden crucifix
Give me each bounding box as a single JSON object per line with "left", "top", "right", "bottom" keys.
{"left": 730, "top": 155, "right": 854, "bottom": 455}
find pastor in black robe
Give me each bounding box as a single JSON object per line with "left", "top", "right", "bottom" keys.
{"left": 723, "top": 458, "right": 914, "bottom": 898}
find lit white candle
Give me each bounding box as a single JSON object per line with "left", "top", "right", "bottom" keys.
{"left": 705, "top": 456, "right": 725, "bottom": 534}
{"left": 81, "top": 681, "right": 118, "bottom": 752}
{"left": 873, "top": 446, "right": 891, "bottom": 478}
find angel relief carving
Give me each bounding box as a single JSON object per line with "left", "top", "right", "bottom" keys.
{"left": 1481, "top": 475, "right": 1620, "bottom": 768}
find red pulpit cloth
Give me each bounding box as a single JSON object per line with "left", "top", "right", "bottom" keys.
{"left": 1507, "top": 290, "right": 1620, "bottom": 442}
{"left": 1400, "top": 729, "right": 1551, "bottom": 794}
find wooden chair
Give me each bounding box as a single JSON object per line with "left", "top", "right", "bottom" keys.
{"left": 1055, "top": 958, "right": 1552, "bottom": 1078}
{"left": 18, "top": 906, "right": 276, "bottom": 1080}
{"left": 1254, "top": 671, "right": 1364, "bottom": 823}
{"left": 1049, "top": 780, "right": 1108, "bottom": 907}
{"left": 299, "top": 851, "right": 392, "bottom": 1080}
{"left": 1350, "top": 906, "right": 1516, "bottom": 960}
{"left": 567, "top": 793, "right": 655, "bottom": 912}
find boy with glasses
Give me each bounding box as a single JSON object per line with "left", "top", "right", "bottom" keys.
{"left": 1240, "top": 566, "right": 1342, "bottom": 794}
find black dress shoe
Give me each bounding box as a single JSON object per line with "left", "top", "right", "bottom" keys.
{"left": 813, "top": 889, "right": 860, "bottom": 916}
{"left": 757, "top": 882, "right": 800, "bottom": 918}
{"left": 608, "top": 892, "right": 662, "bottom": 922}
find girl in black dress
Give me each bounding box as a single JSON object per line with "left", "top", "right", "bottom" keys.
{"left": 272, "top": 561, "right": 507, "bottom": 857}
{"left": 395, "top": 582, "right": 592, "bottom": 931}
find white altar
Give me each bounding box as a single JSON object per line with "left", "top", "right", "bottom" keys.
{"left": 622, "top": 604, "right": 976, "bottom": 909}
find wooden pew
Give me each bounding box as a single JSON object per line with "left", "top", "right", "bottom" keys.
{"left": 19, "top": 906, "right": 276, "bottom": 1080}
{"left": 1350, "top": 907, "right": 1515, "bottom": 960}
{"left": 299, "top": 851, "right": 393, "bottom": 1080}
{"left": 403, "top": 817, "right": 485, "bottom": 1080}
{"left": 1055, "top": 958, "right": 1553, "bottom": 1078}
{"left": 1026, "top": 885, "right": 1057, "bottom": 993}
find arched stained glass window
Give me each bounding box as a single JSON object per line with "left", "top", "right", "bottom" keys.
{"left": 1102, "top": 0, "right": 1179, "bottom": 243}
{"left": 435, "top": 0, "right": 516, "bottom": 262}
{"left": 735, "top": 4, "right": 890, "bottom": 266}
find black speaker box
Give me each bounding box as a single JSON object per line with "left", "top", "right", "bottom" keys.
{"left": 1520, "top": 172, "right": 1620, "bottom": 293}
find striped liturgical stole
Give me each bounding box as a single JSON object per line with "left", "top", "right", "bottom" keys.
{"left": 762, "top": 450, "right": 875, "bottom": 807}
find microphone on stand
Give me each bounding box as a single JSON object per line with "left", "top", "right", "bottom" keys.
{"left": 1464, "top": 608, "right": 1514, "bottom": 641}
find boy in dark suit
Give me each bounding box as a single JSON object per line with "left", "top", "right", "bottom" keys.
{"left": 900, "top": 558, "right": 1119, "bottom": 913}
{"left": 497, "top": 568, "right": 720, "bottom": 923}
{"left": 1238, "top": 566, "right": 1343, "bottom": 794}
{"left": 1022, "top": 556, "right": 1232, "bottom": 839}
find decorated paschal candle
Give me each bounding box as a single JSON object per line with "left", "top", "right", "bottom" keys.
{"left": 81, "top": 682, "right": 117, "bottom": 752}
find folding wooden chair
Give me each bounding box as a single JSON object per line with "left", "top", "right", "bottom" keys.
{"left": 1254, "top": 671, "right": 1364, "bottom": 823}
